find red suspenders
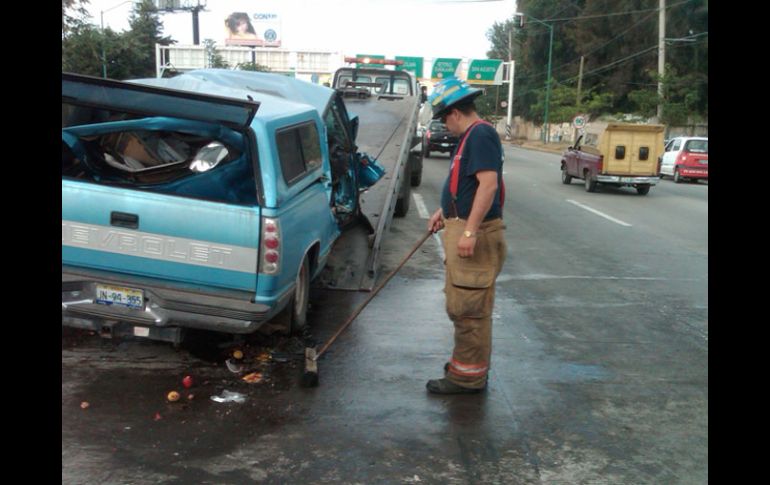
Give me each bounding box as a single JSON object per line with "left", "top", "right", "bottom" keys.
{"left": 449, "top": 120, "right": 505, "bottom": 213}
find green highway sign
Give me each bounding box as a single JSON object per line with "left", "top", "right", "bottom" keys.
{"left": 467, "top": 59, "right": 504, "bottom": 85}
{"left": 431, "top": 58, "right": 462, "bottom": 81}
{"left": 396, "top": 56, "right": 423, "bottom": 79}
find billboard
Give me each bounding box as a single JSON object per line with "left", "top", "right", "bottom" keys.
{"left": 225, "top": 12, "right": 281, "bottom": 47}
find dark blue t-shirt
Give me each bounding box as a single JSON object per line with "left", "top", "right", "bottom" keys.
{"left": 440, "top": 123, "right": 504, "bottom": 220}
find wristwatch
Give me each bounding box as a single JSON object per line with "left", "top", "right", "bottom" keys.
{"left": 463, "top": 230, "right": 477, "bottom": 238}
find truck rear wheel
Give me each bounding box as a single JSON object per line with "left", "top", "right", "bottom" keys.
{"left": 395, "top": 181, "right": 411, "bottom": 217}
{"left": 410, "top": 152, "right": 423, "bottom": 187}
{"left": 584, "top": 173, "right": 597, "bottom": 192}
{"left": 274, "top": 256, "right": 310, "bottom": 335}
{"left": 636, "top": 184, "right": 651, "bottom": 195}
{"left": 561, "top": 165, "right": 572, "bottom": 184}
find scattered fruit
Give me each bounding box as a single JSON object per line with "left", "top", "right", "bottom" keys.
{"left": 242, "top": 372, "right": 264, "bottom": 383}
{"left": 257, "top": 352, "right": 271, "bottom": 362}
{"left": 167, "top": 391, "right": 181, "bottom": 402}
{"left": 232, "top": 350, "right": 244, "bottom": 360}
{"left": 182, "top": 375, "right": 193, "bottom": 389}
{"left": 80, "top": 401, "right": 90, "bottom": 409}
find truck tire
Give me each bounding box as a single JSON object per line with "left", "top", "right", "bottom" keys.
{"left": 411, "top": 169, "right": 422, "bottom": 187}
{"left": 410, "top": 152, "right": 423, "bottom": 187}
{"left": 274, "top": 256, "right": 310, "bottom": 335}
{"left": 636, "top": 184, "right": 651, "bottom": 195}
{"left": 395, "top": 157, "right": 412, "bottom": 217}
{"left": 394, "top": 181, "right": 411, "bottom": 217}
{"left": 561, "top": 164, "right": 572, "bottom": 184}
{"left": 584, "top": 173, "right": 597, "bottom": 192}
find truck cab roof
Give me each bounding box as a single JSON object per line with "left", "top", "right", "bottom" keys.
{"left": 131, "top": 69, "right": 334, "bottom": 124}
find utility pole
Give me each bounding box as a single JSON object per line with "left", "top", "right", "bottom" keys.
{"left": 657, "top": 0, "right": 666, "bottom": 122}
{"left": 505, "top": 27, "right": 513, "bottom": 141}
{"left": 573, "top": 55, "right": 584, "bottom": 144}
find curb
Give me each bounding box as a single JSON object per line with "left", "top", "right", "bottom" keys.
{"left": 504, "top": 143, "right": 565, "bottom": 156}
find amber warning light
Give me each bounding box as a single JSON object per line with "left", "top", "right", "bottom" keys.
{"left": 345, "top": 57, "right": 404, "bottom": 66}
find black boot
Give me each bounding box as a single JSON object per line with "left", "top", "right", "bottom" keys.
{"left": 426, "top": 378, "right": 484, "bottom": 394}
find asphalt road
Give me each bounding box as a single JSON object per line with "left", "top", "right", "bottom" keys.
{"left": 62, "top": 145, "right": 707, "bottom": 484}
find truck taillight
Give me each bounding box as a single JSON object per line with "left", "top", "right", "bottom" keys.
{"left": 426, "top": 130, "right": 431, "bottom": 139}
{"left": 597, "top": 155, "right": 604, "bottom": 172}
{"left": 678, "top": 153, "right": 687, "bottom": 164}
{"left": 260, "top": 217, "right": 281, "bottom": 275}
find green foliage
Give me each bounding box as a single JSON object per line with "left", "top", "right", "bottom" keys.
{"left": 529, "top": 81, "right": 613, "bottom": 124}
{"left": 237, "top": 62, "right": 271, "bottom": 72}
{"left": 62, "top": 0, "right": 90, "bottom": 38}
{"left": 203, "top": 39, "right": 230, "bottom": 68}
{"left": 627, "top": 66, "right": 707, "bottom": 125}
{"left": 472, "top": 85, "right": 505, "bottom": 125}
{"left": 62, "top": 0, "right": 175, "bottom": 79}
{"left": 485, "top": 0, "right": 708, "bottom": 124}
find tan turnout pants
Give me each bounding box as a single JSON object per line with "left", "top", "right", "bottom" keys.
{"left": 442, "top": 218, "right": 507, "bottom": 389}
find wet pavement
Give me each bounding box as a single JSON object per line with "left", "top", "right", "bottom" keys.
{"left": 62, "top": 145, "right": 707, "bottom": 484}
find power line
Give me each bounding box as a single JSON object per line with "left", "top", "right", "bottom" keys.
{"left": 542, "top": 0, "right": 695, "bottom": 22}
{"left": 513, "top": 0, "right": 700, "bottom": 85}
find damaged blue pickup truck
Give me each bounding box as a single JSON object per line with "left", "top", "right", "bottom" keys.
{"left": 61, "top": 69, "right": 397, "bottom": 344}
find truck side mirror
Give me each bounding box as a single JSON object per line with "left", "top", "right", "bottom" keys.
{"left": 349, "top": 115, "right": 359, "bottom": 142}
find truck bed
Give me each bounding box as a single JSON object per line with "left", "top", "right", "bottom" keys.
{"left": 319, "top": 95, "right": 420, "bottom": 291}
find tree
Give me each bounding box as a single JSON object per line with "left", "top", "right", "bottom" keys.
{"left": 484, "top": 0, "right": 708, "bottom": 124}
{"left": 123, "top": 0, "right": 175, "bottom": 78}
{"left": 62, "top": 0, "right": 176, "bottom": 79}
{"left": 62, "top": 0, "right": 90, "bottom": 38}
{"left": 237, "top": 62, "right": 271, "bottom": 72}
{"left": 628, "top": 66, "right": 707, "bottom": 126}
{"left": 203, "top": 39, "right": 229, "bottom": 68}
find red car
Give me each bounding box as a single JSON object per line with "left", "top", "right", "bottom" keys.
{"left": 659, "top": 137, "right": 708, "bottom": 183}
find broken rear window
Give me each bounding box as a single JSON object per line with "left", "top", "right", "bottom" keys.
{"left": 62, "top": 104, "right": 258, "bottom": 206}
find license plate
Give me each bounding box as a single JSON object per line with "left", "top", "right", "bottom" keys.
{"left": 441, "top": 143, "right": 450, "bottom": 147}
{"left": 95, "top": 284, "right": 144, "bottom": 310}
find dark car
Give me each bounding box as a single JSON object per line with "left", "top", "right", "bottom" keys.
{"left": 422, "top": 120, "right": 458, "bottom": 158}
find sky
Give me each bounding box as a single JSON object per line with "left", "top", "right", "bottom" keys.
{"left": 82, "top": 0, "right": 518, "bottom": 60}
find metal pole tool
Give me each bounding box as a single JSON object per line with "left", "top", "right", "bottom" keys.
{"left": 302, "top": 231, "right": 433, "bottom": 387}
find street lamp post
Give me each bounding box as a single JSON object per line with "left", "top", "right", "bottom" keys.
{"left": 101, "top": 1, "right": 137, "bottom": 78}
{"left": 515, "top": 12, "right": 554, "bottom": 144}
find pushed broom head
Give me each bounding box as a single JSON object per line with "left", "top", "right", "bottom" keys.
{"left": 301, "top": 347, "right": 319, "bottom": 387}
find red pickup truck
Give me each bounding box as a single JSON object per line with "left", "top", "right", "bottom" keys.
{"left": 561, "top": 123, "right": 664, "bottom": 195}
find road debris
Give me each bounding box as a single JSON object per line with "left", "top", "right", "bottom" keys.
{"left": 80, "top": 401, "right": 90, "bottom": 410}
{"left": 232, "top": 350, "right": 244, "bottom": 360}
{"left": 182, "top": 375, "right": 194, "bottom": 388}
{"left": 257, "top": 351, "right": 271, "bottom": 362}
{"left": 225, "top": 358, "right": 244, "bottom": 373}
{"left": 167, "top": 391, "right": 181, "bottom": 402}
{"left": 242, "top": 372, "right": 264, "bottom": 384}
{"left": 210, "top": 390, "right": 246, "bottom": 403}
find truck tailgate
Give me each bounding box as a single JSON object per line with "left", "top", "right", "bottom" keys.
{"left": 62, "top": 181, "right": 261, "bottom": 292}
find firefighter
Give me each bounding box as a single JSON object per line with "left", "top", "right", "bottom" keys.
{"left": 426, "top": 77, "right": 507, "bottom": 394}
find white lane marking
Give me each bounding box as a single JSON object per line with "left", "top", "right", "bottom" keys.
{"left": 566, "top": 199, "right": 632, "bottom": 227}
{"left": 413, "top": 193, "right": 431, "bottom": 219}
{"left": 412, "top": 192, "right": 444, "bottom": 260}
{"left": 433, "top": 232, "right": 445, "bottom": 261}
